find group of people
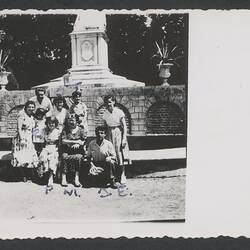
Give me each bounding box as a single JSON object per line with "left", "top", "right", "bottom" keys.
{"left": 11, "top": 88, "right": 130, "bottom": 189}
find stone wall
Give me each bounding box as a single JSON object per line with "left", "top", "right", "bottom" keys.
{"left": 0, "top": 90, "right": 35, "bottom": 138}
{"left": 0, "top": 85, "right": 186, "bottom": 138}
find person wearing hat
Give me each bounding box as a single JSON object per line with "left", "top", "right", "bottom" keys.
{"left": 30, "top": 88, "right": 53, "bottom": 117}
{"left": 68, "top": 90, "right": 88, "bottom": 132}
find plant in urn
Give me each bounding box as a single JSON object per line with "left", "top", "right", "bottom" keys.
{"left": 153, "top": 41, "right": 183, "bottom": 86}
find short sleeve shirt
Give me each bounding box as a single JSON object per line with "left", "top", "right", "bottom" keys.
{"left": 103, "top": 107, "right": 125, "bottom": 127}
{"left": 87, "top": 139, "right": 116, "bottom": 162}
{"left": 29, "top": 95, "right": 53, "bottom": 117}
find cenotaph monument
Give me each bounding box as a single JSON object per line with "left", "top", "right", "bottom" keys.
{"left": 33, "top": 11, "right": 144, "bottom": 89}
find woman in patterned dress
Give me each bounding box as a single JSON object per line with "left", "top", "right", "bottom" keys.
{"left": 60, "top": 114, "right": 87, "bottom": 187}
{"left": 12, "top": 100, "right": 38, "bottom": 182}
{"left": 102, "top": 95, "right": 131, "bottom": 184}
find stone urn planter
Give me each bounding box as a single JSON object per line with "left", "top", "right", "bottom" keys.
{"left": 0, "top": 71, "right": 10, "bottom": 91}
{"left": 158, "top": 63, "right": 173, "bottom": 86}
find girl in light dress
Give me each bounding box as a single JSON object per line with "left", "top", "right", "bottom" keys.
{"left": 103, "top": 95, "right": 131, "bottom": 184}
{"left": 52, "top": 96, "right": 68, "bottom": 134}
{"left": 12, "top": 101, "right": 38, "bottom": 182}
{"left": 39, "top": 117, "right": 60, "bottom": 187}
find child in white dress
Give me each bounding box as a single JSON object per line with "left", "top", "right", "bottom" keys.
{"left": 39, "top": 117, "right": 60, "bottom": 187}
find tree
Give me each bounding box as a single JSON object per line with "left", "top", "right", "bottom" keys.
{"left": 0, "top": 13, "right": 188, "bottom": 89}
{"left": 0, "top": 14, "right": 75, "bottom": 90}
{"left": 107, "top": 13, "right": 188, "bottom": 86}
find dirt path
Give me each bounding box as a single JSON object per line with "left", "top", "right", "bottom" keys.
{"left": 0, "top": 169, "right": 186, "bottom": 222}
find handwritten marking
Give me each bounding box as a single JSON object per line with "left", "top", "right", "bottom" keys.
{"left": 117, "top": 183, "right": 129, "bottom": 197}
{"left": 98, "top": 184, "right": 132, "bottom": 198}
{"left": 64, "top": 187, "right": 81, "bottom": 197}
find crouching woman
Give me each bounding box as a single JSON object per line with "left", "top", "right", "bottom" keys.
{"left": 39, "top": 117, "right": 60, "bottom": 187}
{"left": 87, "top": 126, "right": 117, "bottom": 188}
{"left": 60, "top": 114, "right": 87, "bottom": 187}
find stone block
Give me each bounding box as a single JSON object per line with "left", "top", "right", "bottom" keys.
{"left": 138, "top": 113, "right": 145, "bottom": 119}
{"left": 131, "top": 113, "right": 139, "bottom": 119}
{"left": 138, "top": 100, "right": 145, "bottom": 106}
{"left": 134, "top": 106, "right": 143, "bottom": 112}
{"left": 133, "top": 119, "right": 145, "bottom": 125}
{"left": 132, "top": 100, "right": 139, "bottom": 107}
{"left": 132, "top": 125, "right": 140, "bottom": 131}
{"left": 139, "top": 125, "right": 146, "bottom": 131}
{"left": 138, "top": 95, "right": 145, "bottom": 100}
{"left": 132, "top": 131, "right": 145, "bottom": 136}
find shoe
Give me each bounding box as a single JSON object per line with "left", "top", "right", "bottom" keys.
{"left": 61, "top": 174, "right": 68, "bottom": 187}
{"left": 74, "top": 174, "right": 81, "bottom": 187}
{"left": 74, "top": 179, "right": 81, "bottom": 188}
{"left": 110, "top": 179, "right": 118, "bottom": 189}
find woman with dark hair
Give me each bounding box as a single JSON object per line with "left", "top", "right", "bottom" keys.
{"left": 12, "top": 100, "right": 38, "bottom": 182}
{"left": 61, "top": 113, "right": 87, "bottom": 187}
{"left": 102, "top": 95, "right": 131, "bottom": 184}
{"left": 52, "top": 96, "right": 68, "bottom": 134}
{"left": 39, "top": 116, "right": 60, "bottom": 187}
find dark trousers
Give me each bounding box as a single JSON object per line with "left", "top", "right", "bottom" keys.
{"left": 91, "top": 161, "right": 116, "bottom": 180}
{"left": 82, "top": 161, "right": 117, "bottom": 187}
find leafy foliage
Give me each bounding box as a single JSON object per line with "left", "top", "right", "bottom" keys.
{"left": 0, "top": 13, "right": 188, "bottom": 89}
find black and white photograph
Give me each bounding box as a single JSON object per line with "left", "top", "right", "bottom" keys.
{"left": 0, "top": 10, "right": 188, "bottom": 222}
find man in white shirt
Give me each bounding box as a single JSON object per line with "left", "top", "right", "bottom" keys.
{"left": 87, "top": 126, "right": 118, "bottom": 188}
{"left": 30, "top": 88, "right": 53, "bottom": 117}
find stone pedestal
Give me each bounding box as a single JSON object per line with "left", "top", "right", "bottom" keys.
{"left": 65, "top": 11, "right": 144, "bottom": 88}
{"left": 32, "top": 11, "right": 144, "bottom": 89}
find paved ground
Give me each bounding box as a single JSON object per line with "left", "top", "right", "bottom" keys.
{"left": 0, "top": 168, "right": 186, "bottom": 222}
